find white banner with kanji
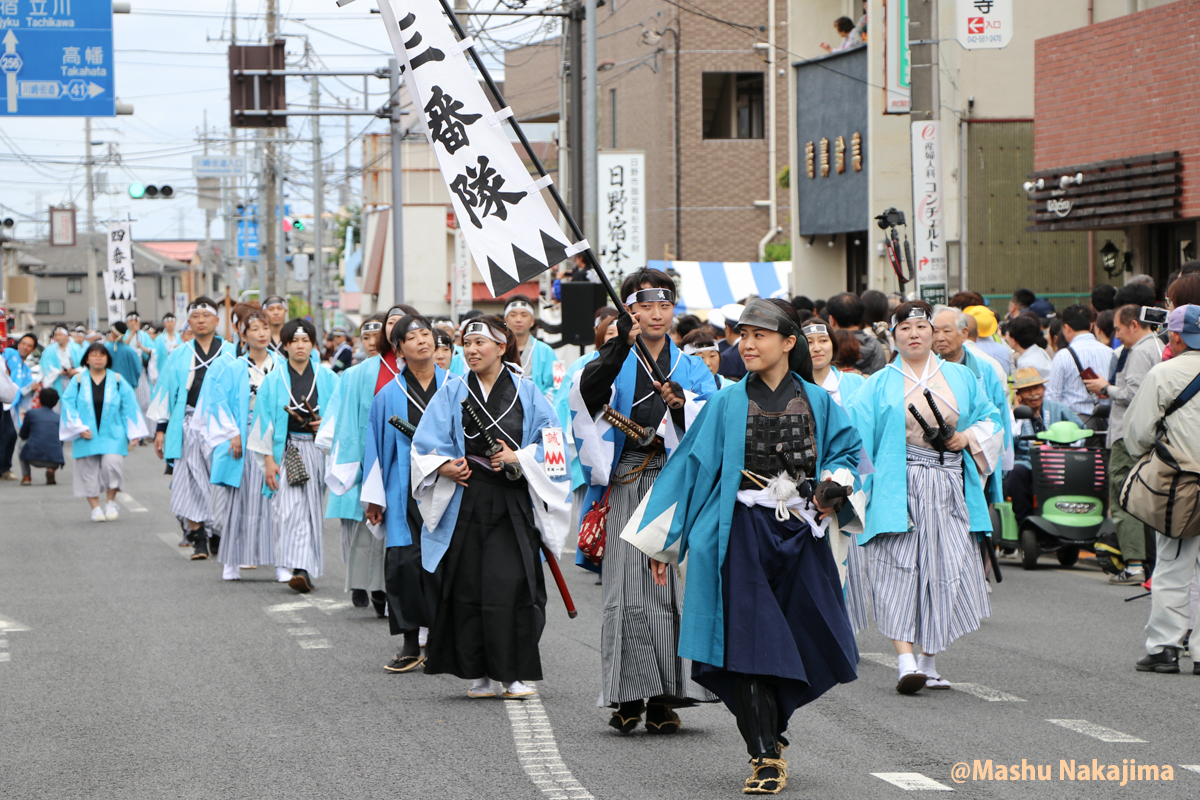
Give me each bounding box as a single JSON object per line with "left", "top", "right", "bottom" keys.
{"left": 104, "top": 221, "right": 136, "bottom": 304}
{"left": 375, "top": 0, "right": 573, "bottom": 297}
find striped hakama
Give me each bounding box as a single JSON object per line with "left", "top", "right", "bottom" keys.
{"left": 134, "top": 370, "right": 151, "bottom": 413}
{"left": 213, "top": 453, "right": 275, "bottom": 567}
{"left": 342, "top": 519, "right": 386, "bottom": 593}
{"left": 272, "top": 434, "right": 326, "bottom": 577}
{"left": 844, "top": 536, "right": 873, "bottom": 633}
{"left": 866, "top": 445, "right": 991, "bottom": 655}
{"left": 601, "top": 450, "right": 716, "bottom": 706}
{"left": 170, "top": 411, "right": 214, "bottom": 524}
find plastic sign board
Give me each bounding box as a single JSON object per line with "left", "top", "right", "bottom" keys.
{"left": 0, "top": 3, "right": 115, "bottom": 117}
{"left": 910, "top": 120, "right": 947, "bottom": 307}
{"left": 193, "top": 155, "right": 246, "bottom": 177}
{"left": 885, "top": 0, "right": 910, "bottom": 114}
{"left": 956, "top": 0, "right": 1012, "bottom": 50}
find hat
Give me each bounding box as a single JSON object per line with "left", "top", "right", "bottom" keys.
{"left": 963, "top": 305, "right": 998, "bottom": 339}
{"left": 1013, "top": 367, "right": 1046, "bottom": 390}
{"left": 1168, "top": 304, "right": 1200, "bottom": 349}
{"left": 1029, "top": 299, "right": 1056, "bottom": 319}
{"left": 719, "top": 303, "right": 744, "bottom": 328}
{"left": 707, "top": 308, "right": 726, "bottom": 329}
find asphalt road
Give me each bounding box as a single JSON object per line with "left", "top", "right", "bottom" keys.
{"left": 2, "top": 445, "right": 1198, "bottom": 799}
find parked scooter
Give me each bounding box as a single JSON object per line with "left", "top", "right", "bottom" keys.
{"left": 1005, "top": 405, "right": 1115, "bottom": 570}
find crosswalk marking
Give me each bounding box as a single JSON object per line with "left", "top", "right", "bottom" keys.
{"left": 871, "top": 773, "right": 953, "bottom": 791}
{"left": 951, "top": 683, "right": 1025, "bottom": 702}
{"left": 1046, "top": 719, "right": 1146, "bottom": 743}
{"left": 116, "top": 491, "right": 148, "bottom": 512}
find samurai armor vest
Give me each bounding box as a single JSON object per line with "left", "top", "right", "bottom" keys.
{"left": 742, "top": 392, "right": 818, "bottom": 490}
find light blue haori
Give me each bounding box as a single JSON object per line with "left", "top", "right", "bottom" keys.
{"left": 39, "top": 341, "right": 78, "bottom": 396}
{"left": 359, "top": 366, "right": 449, "bottom": 547}
{"left": 192, "top": 350, "right": 284, "bottom": 487}
{"left": 618, "top": 374, "right": 867, "bottom": 669}
{"left": 846, "top": 354, "right": 1004, "bottom": 545}
{"left": 521, "top": 336, "right": 559, "bottom": 402}
{"left": 59, "top": 369, "right": 150, "bottom": 458}
{"left": 567, "top": 338, "right": 718, "bottom": 569}
{"left": 145, "top": 337, "right": 237, "bottom": 461}
{"left": 246, "top": 356, "right": 337, "bottom": 498}
{"left": 957, "top": 344, "right": 1014, "bottom": 503}
{"left": 149, "top": 331, "right": 183, "bottom": 385}
{"left": 105, "top": 340, "right": 142, "bottom": 388}
{"left": 408, "top": 370, "right": 571, "bottom": 573}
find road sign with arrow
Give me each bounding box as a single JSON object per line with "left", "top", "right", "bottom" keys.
{"left": 0, "top": 3, "right": 115, "bottom": 117}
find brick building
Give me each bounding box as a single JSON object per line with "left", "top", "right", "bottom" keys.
{"left": 504, "top": 0, "right": 790, "bottom": 267}
{"left": 1029, "top": 0, "right": 1200, "bottom": 291}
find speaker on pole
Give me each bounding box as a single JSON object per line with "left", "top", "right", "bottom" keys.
{"left": 559, "top": 281, "right": 611, "bottom": 346}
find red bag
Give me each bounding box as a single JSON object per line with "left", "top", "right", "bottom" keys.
{"left": 578, "top": 485, "right": 612, "bottom": 565}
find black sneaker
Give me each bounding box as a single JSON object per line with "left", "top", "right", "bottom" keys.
{"left": 208, "top": 533, "right": 221, "bottom": 559}
{"left": 351, "top": 589, "right": 369, "bottom": 608}
{"left": 1135, "top": 648, "right": 1179, "bottom": 673}
{"left": 370, "top": 591, "right": 387, "bottom": 618}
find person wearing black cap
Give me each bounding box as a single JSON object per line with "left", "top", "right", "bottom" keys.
{"left": 262, "top": 296, "right": 288, "bottom": 354}
{"left": 621, "top": 298, "right": 865, "bottom": 794}
{"left": 568, "top": 267, "right": 719, "bottom": 734}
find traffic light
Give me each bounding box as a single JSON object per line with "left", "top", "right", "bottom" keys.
{"left": 129, "top": 183, "right": 173, "bottom": 199}
{"left": 292, "top": 218, "right": 305, "bottom": 231}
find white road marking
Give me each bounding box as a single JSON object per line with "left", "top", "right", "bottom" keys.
{"left": 286, "top": 627, "right": 321, "bottom": 636}
{"left": 951, "top": 683, "right": 1026, "bottom": 702}
{"left": 297, "top": 639, "right": 331, "bottom": 649}
{"left": 1045, "top": 719, "right": 1146, "bottom": 743}
{"left": 505, "top": 695, "right": 594, "bottom": 800}
{"left": 871, "top": 773, "right": 953, "bottom": 790}
{"left": 859, "top": 654, "right": 1024, "bottom": 701}
{"left": 0, "top": 639, "right": 7, "bottom": 647}
{"left": 156, "top": 532, "right": 193, "bottom": 557}
{"left": 1181, "top": 765, "right": 1200, "bottom": 775}
{"left": 0, "top": 615, "right": 30, "bottom": 664}
{"left": 116, "top": 491, "right": 148, "bottom": 512}
{"left": 860, "top": 652, "right": 898, "bottom": 669}
{"left": 0, "top": 653, "right": 9, "bottom": 662}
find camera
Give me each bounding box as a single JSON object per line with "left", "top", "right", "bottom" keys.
{"left": 875, "top": 208, "right": 906, "bottom": 230}
{"left": 1139, "top": 306, "right": 1168, "bottom": 327}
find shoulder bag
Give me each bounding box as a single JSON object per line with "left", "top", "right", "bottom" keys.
{"left": 1118, "top": 369, "right": 1200, "bottom": 539}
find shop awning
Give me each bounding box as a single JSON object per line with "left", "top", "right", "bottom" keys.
{"left": 650, "top": 260, "right": 792, "bottom": 313}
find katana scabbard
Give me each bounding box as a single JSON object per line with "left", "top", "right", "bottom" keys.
{"left": 387, "top": 414, "right": 417, "bottom": 439}
{"left": 461, "top": 399, "right": 522, "bottom": 481}
{"left": 600, "top": 404, "right": 657, "bottom": 447}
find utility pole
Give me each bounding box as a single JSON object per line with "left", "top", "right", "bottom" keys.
{"left": 908, "top": 0, "right": 947, "bottom": 305}
{"left": 263, "top": 0, "right": 279, "bottom": 296}
{"left": 202, "top": 111, "right": 213, "bottom": 298}
{"left": 311, "top": 76, "right": 325, "bottom": 332}
{"left": 388, "top": 56, "right": 404, "bottom": 305}
{"left": 584, "top": 0, "right": 598, "bottom": 248}
{"left": 567, "top": 3, "right": 584, "bottom": 227}
{"left": 84, "top": 118, "right": 99, "bottom": 331}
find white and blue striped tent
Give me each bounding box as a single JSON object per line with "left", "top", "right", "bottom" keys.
{"left": 648, "top": 260, "right": 793, "bottom": 316}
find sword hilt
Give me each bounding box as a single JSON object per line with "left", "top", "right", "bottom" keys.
{"left": 387, "top": 415, "right": 417, "bottom": 439}
{"left": 601, "top": 404, "right": 656, "bottom": 447}
{"left": 461, "top": 399, "right": 522, "bottom": 480}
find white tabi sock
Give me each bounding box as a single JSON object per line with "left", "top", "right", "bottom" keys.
{"left": 222, "top": 563, "right": 240, "bottom": 581}
{"left": 897, "top": 652, "right": 918, "bottom": 676}
{"left": 276, "top": 567, "right": 292, "bottom": 583}
{"left": 917, "top": 653, "right": 938, "bottom": 679}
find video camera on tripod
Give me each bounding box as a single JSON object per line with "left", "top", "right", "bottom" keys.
{"left": 876, "top": 208, "right": 915, "bottom": 298}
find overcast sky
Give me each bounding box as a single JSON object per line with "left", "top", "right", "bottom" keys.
{"left": 1, "top": 0, "right": 558, "bottom": 242}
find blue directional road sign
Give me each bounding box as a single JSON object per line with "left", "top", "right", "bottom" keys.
{"left": 1, "top": 2, "right": 115, "bottom": 117}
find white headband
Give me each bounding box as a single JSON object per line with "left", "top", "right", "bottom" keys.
{"left": 53, "top": 325, "right": 69, "bottom": 335}
{"left": 361, "top": 321, "right": 383, "bottom": 333}
{"left": 683, "top": 343, "right": 719, "bottom": 355}
{"left": 504, "top": 300, "right": 534, "bottom": 317}
{"left": 801, "top": 322, "right": 829, "bottom": 337}
{"left": 462, "top": 320, "right": 507, "bottom": 345}
{"left": 890, "top": 307, "right": 929, "bottom": 329}
{"left": 189, "top": 304, "right": 218, "bottom": 317}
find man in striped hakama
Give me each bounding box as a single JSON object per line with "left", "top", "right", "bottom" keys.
{"left": 248, "top": 319, "right": 337, "bottom": 593}
{"left": 847, "top": 300, "right": 1003, "bottom": 694}
{"left": 148, "top": 298, "right": 237, "bottom": 561}
{"left": 568, "top": 268, "right": 718, "bottom": 734}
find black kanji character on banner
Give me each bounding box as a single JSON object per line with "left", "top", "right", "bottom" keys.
{"left": 112, "top": 267, "right": 129, "bottom": 285}
{"left": 111, "top": 248, "right": 125, "bottom": 264}
{"left": 449, "top": 155, "right": 528, "bottom": 229}
{"left": 398, "top": 12, "right": 446, "bottom": 70}
{"left": 110, "top": 229, "right": 125, "bottom": 242}
{"left": 425, "top": 85, "right": 482, "bottom": 155}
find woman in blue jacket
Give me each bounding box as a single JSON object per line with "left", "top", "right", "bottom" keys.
{"left": 60, "top": 343, "right": 150, "bottom": 523}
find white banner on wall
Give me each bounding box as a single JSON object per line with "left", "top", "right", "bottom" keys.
{"left": 596, "top": 151, "right": 645, "bottom": 280}
{"left": 375, "top": 0, "right": 573, "bottom": 298}
{"left": 104, "top": 221, "right": 135, "bottom": 324}
{"left": 910, "top": 120, "right": 947, "bottom": 307}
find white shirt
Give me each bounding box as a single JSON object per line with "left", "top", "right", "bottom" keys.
{"left": 1046, "top": 333, "right": 1116, "bottom": 417}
